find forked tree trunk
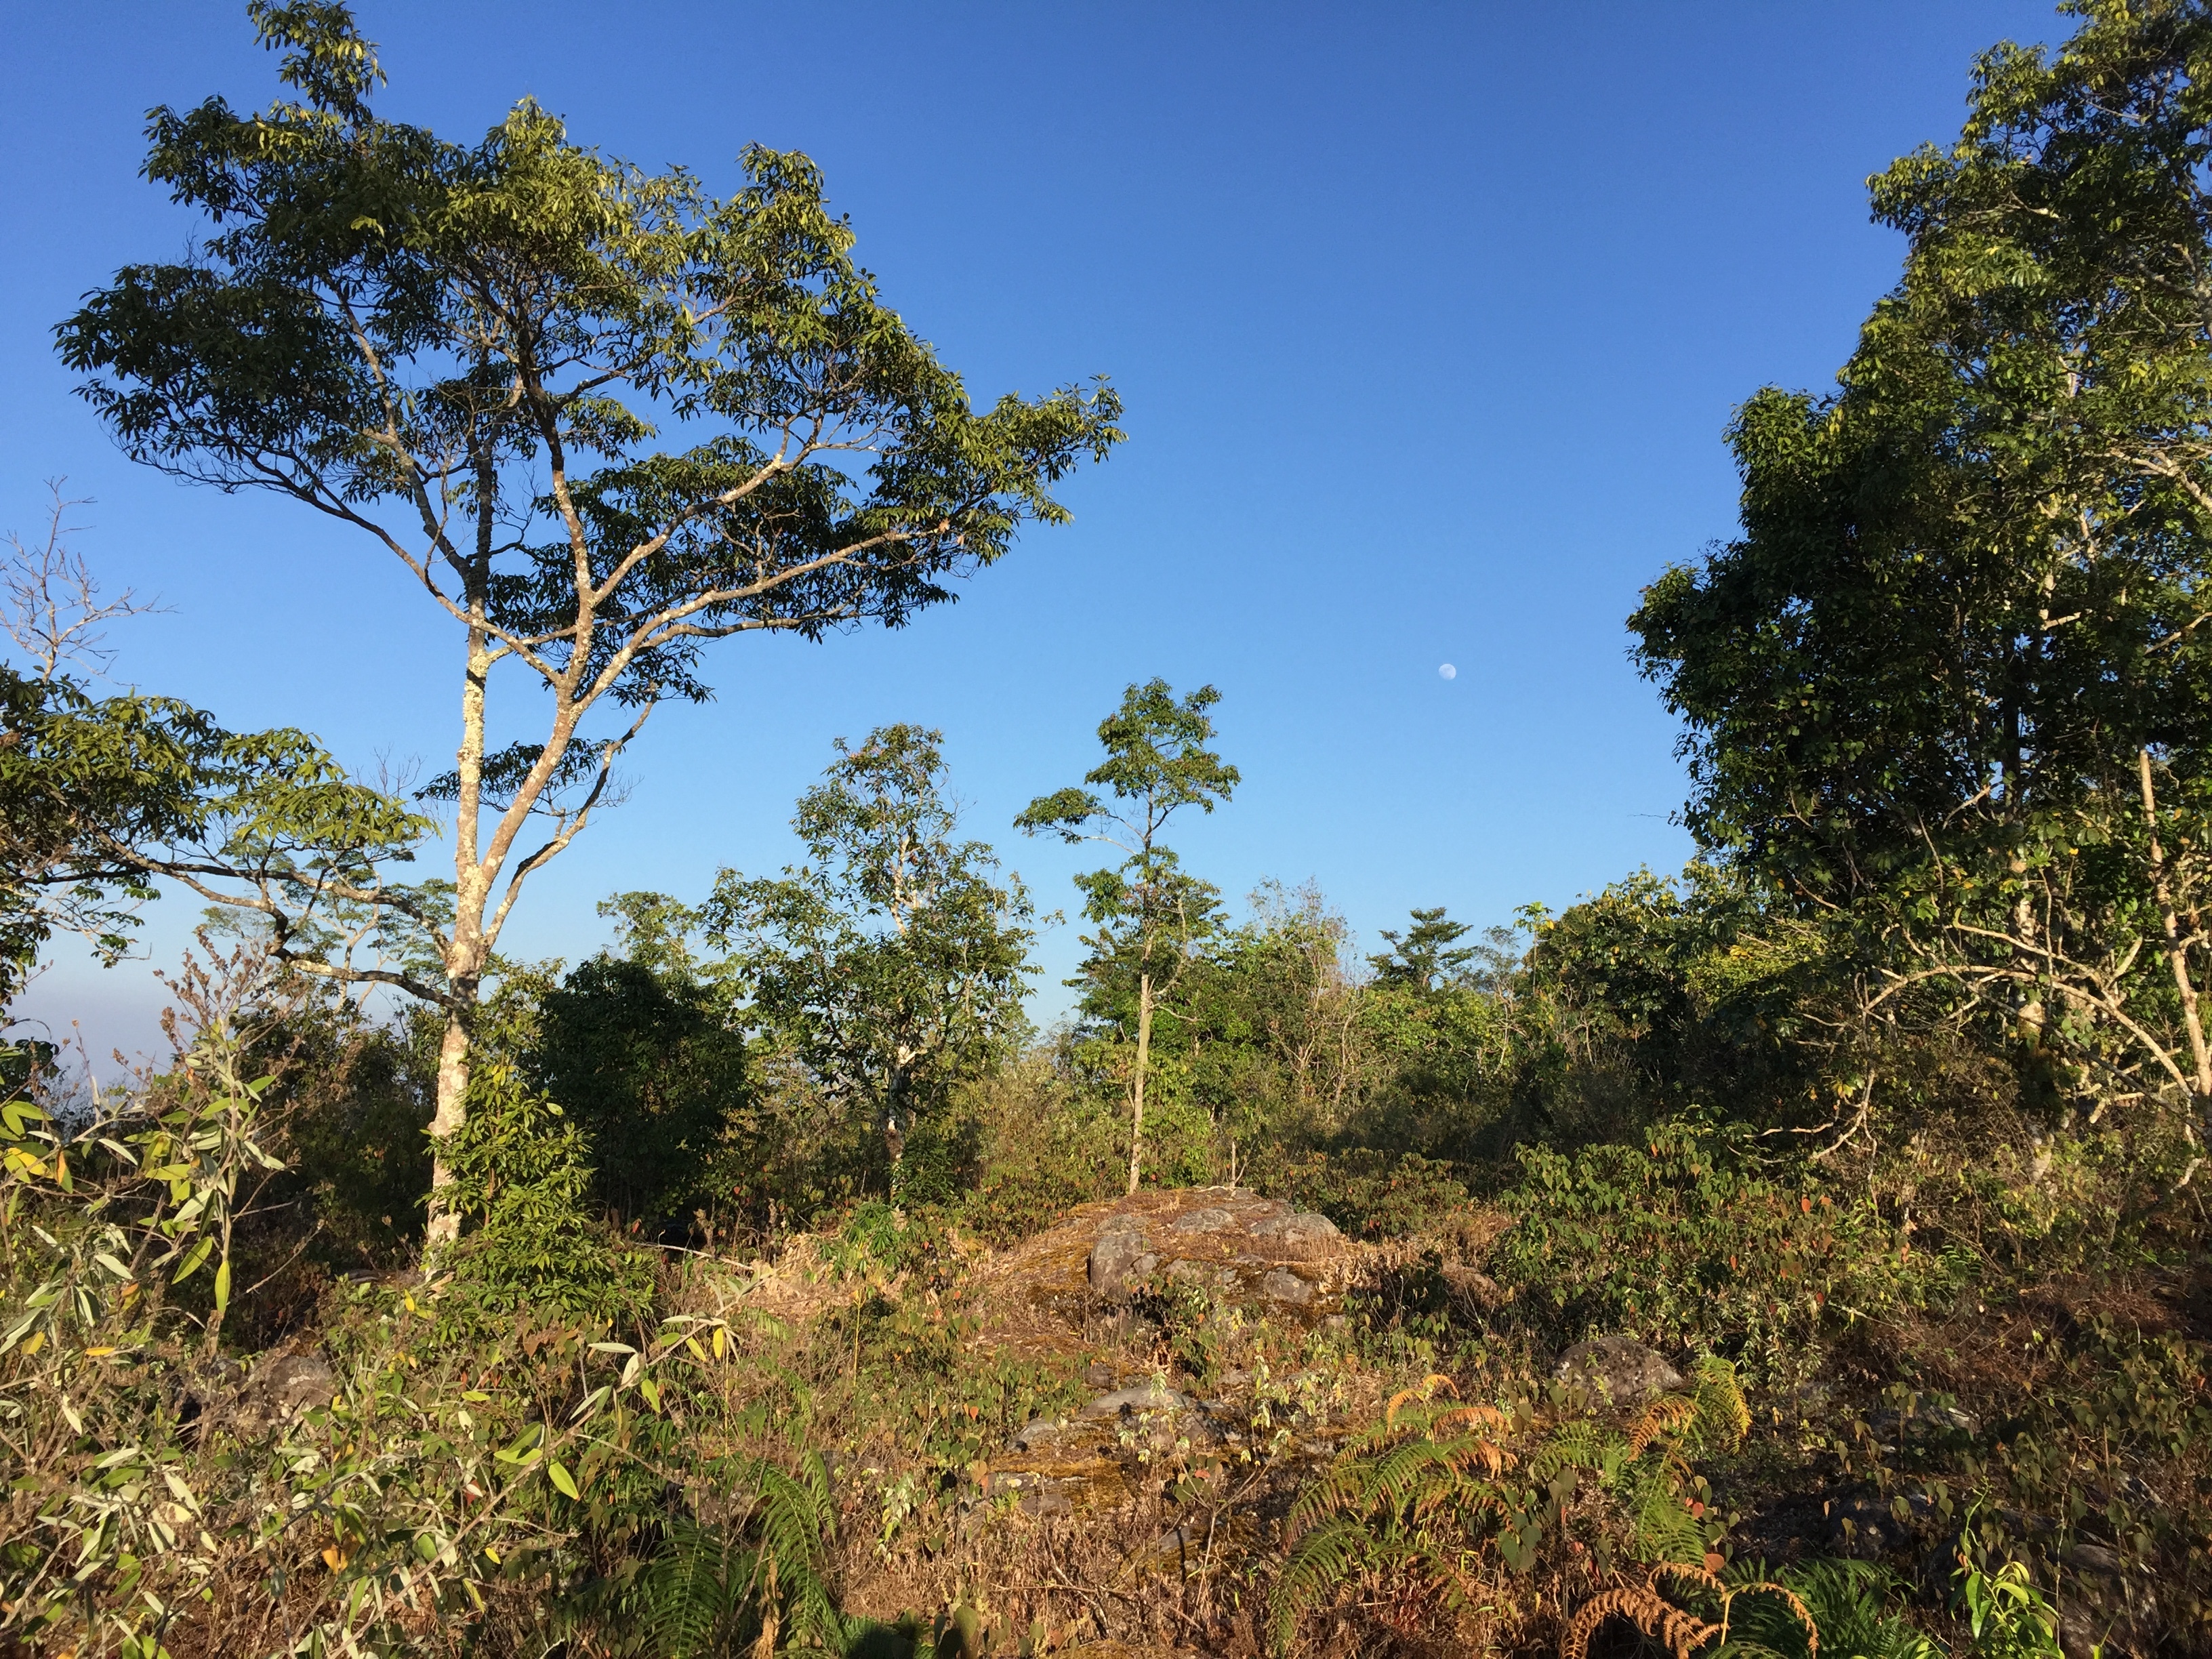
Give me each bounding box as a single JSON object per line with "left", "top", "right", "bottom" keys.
{"left": 1128, "top": 970, "right": 1153, "bottom": 1195}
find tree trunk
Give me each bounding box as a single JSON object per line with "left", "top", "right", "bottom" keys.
{"left": 2139, "top": 747, "right": 2212, "bottom": 1121}
{"left": 1128, "top": 970, "right": 1152, "bottom": 1195}
{"left": 424, "top": 625, "right": 493, "bottom": 1254}
{"left": 884, "top": 1054, "right": 912, "bottom": 1187}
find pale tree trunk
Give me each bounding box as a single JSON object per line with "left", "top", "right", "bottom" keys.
{"left": 1128, "top": 970, "right": 1152, "bottom": 1195}
{"left": 424, "top": 621, "right": 494, "bottom": 1253}
{"left": 884, "top": 1050, "right": 914, "bottom": 1182}
{"left": 2139, "top": 748, "right": 2212, "bottom": 1119}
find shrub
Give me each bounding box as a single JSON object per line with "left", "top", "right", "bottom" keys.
{"left": 436, "top": 1060, "right": 657, "bottom": 1338}
{"left": 1491, "top": 1115, "right": 1932, "bottom": 1388}
{"left": 1270, "top": 1360, "right": 1752, "bottom": 1654}
{"left": 1256, "top": 1147, "right": 1471, "bottom": 1240}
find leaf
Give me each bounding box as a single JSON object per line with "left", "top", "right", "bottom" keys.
{"left": 548, "top": 1459, "right": 581, "bottom": 1500}
{"left": 171, "top": 1235, "right": 214, "bottom": 1284}
{"left": 213, "top": 1257, "right": 232, "bottom": 1311}
{"left": 569, "top": 1385, "right": 611, "bottom": 1422}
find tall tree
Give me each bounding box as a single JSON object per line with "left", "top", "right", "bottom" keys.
{"left": 1368, "top": 907, "right": 1479, "bottom": 994}
{"left": 1631, "top": 0, "right": 2212, "bottom": 1135}
{"left": 57, "top": 3, "right": 1121, "bottom": 1243}
{"left": 1019, "top": 679, "right": 1239, "bottom": 1193}
{"left": 707, "top": 725, "right": 1035, "bottom": 1186}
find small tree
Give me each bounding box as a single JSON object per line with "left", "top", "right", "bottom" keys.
{"left": 57, "top": 3, "right": 1121, "bottom": 1243}
{"left": 707, "top": 725, "right": 1035, "bottom": 1189}
{"left": 1368, "top": 907, "right": 1479, "bottom": 993}
{"left": 1019, "top": 679, "right": 1239, "bottom": 1193}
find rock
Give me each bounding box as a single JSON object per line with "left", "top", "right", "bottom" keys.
{"left": 1070, "top": 1193, "right": 1347, "bottom": 1315}
{"left": 1170, "top": 1206, "right": 1236, "bottom": 1234}
{"left": 1082, "top": 1380, "right": 1190, "bottom": 1417}
{"left": 1824, "top": 1489, "right": 1933, "bottom": 1559}
{"left": 1089, "top": 1221, "right": 1153, "bottom": 1301}
{"left": 2060, "top": 1543, "right": 2157, "bottom": 1659}
{"left": 1868, "top": 1401, "right": 1978, "bottom": 1439}
{"left": 1553, "top": 1336, "right": 1682, "bottom": 1401}
{"left": 232, "top": 1350, "right": 337, "bottom": 1435}
{"left": 1439, "top": 1263, "right": 1502, "bottom": 1312}
{"left": 1248, "top": 1211, "right": 1340, "bottom": 1259}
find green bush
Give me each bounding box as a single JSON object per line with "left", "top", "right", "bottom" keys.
{"left": 1492, "top": 1115, "right": 1933, "bottom": 1387}
{"left": 1256, "top": 1146, "right": 1471, "bottom": 1240}
{"left": 438, "top": 1059, "right": 657, "bottom": 1337}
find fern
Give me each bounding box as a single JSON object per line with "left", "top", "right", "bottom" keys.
{"left": 1530, "top": 1418, "right": 1617, "bottom": 1483}
{"left": 1565, "top": 1564, "right": 1816, "bottom": 1659}
{"left": 638, "top": 1452, "right": 848, "bottom": 1658}
{"left": 1689, "top": 1355, "right": 1751, "bottom": 1452}
{"left": 642, "top": 1519, "right": 758, "bottom": 1658}
{"left": 1271, "top": 1521, "right": 1371, "bottom": 1652}
{"left": 1271, "top": 1390, "right": 1511, "bottom": 1653}
{"left": 1718, "top": 1559, "right": 1940, "bottom": 1659}
{"left": 1621, "top": 1460, "right": 1708, "bottom": 1565}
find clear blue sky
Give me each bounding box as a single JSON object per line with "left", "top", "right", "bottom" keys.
{"left": 1, "top": 1, "right": 2053, "bottom": 1061}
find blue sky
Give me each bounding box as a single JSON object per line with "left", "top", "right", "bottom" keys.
{"left": 1, "top": 0, "right": 2053, "bottom": 1060}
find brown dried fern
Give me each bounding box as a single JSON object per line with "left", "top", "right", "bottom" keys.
{"left": 1385, "top": 1373, "right": 1459, "bottom": 1427}
{"left": 1561, "top": 1581, "right": 1719, "bottom": 1659}
{"left": 1627, "top": 1395, "right": 1700, "bottom": 1458}
{"left": 1563, "top": 1563, "right": 1817, "bottom": 1659}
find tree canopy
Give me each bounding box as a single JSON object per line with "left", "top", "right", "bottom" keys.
{"left": 56, "top": 0, "right": 1120, "bottom": 1240}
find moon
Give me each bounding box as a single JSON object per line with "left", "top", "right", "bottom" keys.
{"left": 1438, "top": 663, "right": 1457, "bottom": 680}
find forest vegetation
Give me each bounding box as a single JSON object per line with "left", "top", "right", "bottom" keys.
{"left": 3, "top": 3, "right": 2211, "bottom": 1656}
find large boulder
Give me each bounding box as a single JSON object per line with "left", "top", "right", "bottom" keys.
{"left": 1553, "top": 1336, "right": 1682, "bottom": 1401}
{"left": 1083, "top": 1192, "right": 1345, "bottom": 1309}
{"left": 1089, "top": 1217, "right": 1158, "bottom": 1300}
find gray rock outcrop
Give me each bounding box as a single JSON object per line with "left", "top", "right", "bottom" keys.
{"left": 1553, "top": 1336, "right": 1683, "bottom": 1401}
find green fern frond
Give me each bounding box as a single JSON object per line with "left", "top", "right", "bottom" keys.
{"left": 1716, "top": 1558, "right": 1940, "bottom": 1659}
{"left": 1270, "top": 1521, "right": 1371, "bottom": 1654}
{"left": 1531, "top": 1419, "right": 1612, "bottom": 1481}
{"left": 640, "top": 1519, "right": 756, "bottom": 1658}
{"left": 1622, "top": 1465, "right": 1705, "bottom": 1565}
{"left": 1691, "top": 1355, "right": 1751, "bottom": 1452}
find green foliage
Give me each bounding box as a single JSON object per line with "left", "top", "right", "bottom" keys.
{"left": 1959, "top": 1559, "right": 2064, "bottom": 1659}
{"left": 1272, "top": 1365, "right": 1749, "bottom": 1655}
{"left": 1629, "top": 0, "right": 2212, "bottom": 1124}
{"left": 1493, "top": 1116, "right": 1929, "bottom": 1387}
{"left": 1715, "top": 1559, "right": 1940, "bottom": 1659}
{"left": 1256, "top": 1148, "right": 1471, "bottom": 1241}
{"left": 533, "top": 949, "right": 748, "bottom": 1233}
{"left": 438, "top": 1057, "right": 655, "bottom": 1334}
{"left": 636, "top": 1454, "right": 847, "bottom": 1658}
{"left": 1368, "top": 907, "right": 1518, "bottom": 994}
{"left": 0, "top": 661, "right": 432, "bottom": 1005}
{"left": 1021, "top": 680, "right": 1239, "bottom": 1189}
{"left": 710, "top": 726, "right": 1035, "bottom": 1191}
